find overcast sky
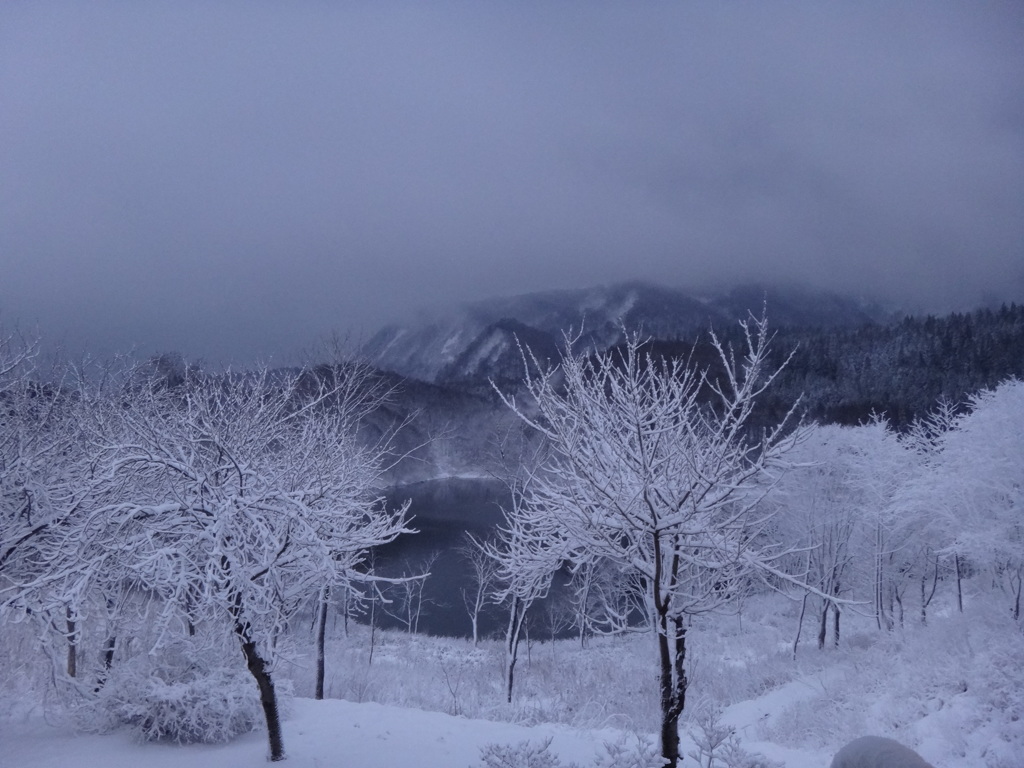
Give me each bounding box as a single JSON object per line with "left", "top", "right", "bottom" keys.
{"left": 2, "top": 2, "right": 1022, "bottom": 364}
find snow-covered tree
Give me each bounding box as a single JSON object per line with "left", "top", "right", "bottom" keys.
{"left": 380, "top": 551, "right": 438, "bottom": 635}
{"left": 0, "top": 328, "right": 44, "bottom": 583}
{"left": 484, "top": 474, "right": 563, "bottom": 704}
{"left": 931, "top": 380, "right": 1024, "bottom": 619}
{"left": 893, "top": 400, "right": 962, "bottom": 624}
{"left": 0, "top": 349, "right": 125, "bottom": 683}
{"left": 29, "top": 361, "right": 410, "bottom": 761}
{"left": 847, "top": 418, "right": 921, "bottom": 631}
{"left": 770, "top": 424, "right": 864, "bottom": 653}
{"left": 497, "top": 316, "right": 804, "bottom": 768}
{"left": 458, "top": 533, "right": 499, "bottom": 647}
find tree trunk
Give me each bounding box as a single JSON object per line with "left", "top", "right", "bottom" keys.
{"left": 226, "top": 571, "right": 285, "bottom": 762}
{"left": 505, "top": 597, "right": 517, "bottom": 704}
{"left": 66, "top": 607, "right": 77, "bottom": 679}
{"left": 315, "top": 586, "right": 329, "bottom": 700}
{"left": 368, "top": 600, "right": 377, "bottom": 665}
{"left": 412, "top": 581, "right": 423, "bottom": 634}
{"left": 1011, "top": 566, "right": 1022, "bottom": 621}
{"left": 576, "top": 564, "right": 591, "bottom": 650}
{"left": 920, "top": 571, "right": 927, "bottom": 625}
{"left": 94, "top": 634, "right": 116, "bottom": 692}
{"left": 832, "top": 604, "right": 840, "bottom": 649}
{"left": 792, "top": 551, "right": 813, "bottom": 660}
{"left": 237, "top": 630, "right": 285, "bottom": 761}
{"left": 921, "top": 555, "right": 939, "bottom": 625}
{"left": 342, "top": 585, "right": 350, "bottom": 638}
{"left": 792, "top": 592, "right": 808, "bottom": 660}
{"left": 875, "top": 525, "right": 885, "bottom": 630}
{"left": 955, "top": 553, "right": 963, "bottom": 613}
{"left": 504, "top": 595, "right": 526, "bottom": 704}
{"left": 102, "top": 635, "right": 116, "bottom": 672}
{"left": 656, "top": 612, "right": 687, "bottom": 768}
{"left": 185, "top": 589, "right": 197, "bottom": 637}
{"left": 817, "top": 601, "right": 828, "bottom": 650}
{"left": 525, "top": 619, "right": 532, "bottom": 667}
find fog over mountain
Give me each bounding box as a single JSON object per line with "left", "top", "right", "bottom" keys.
{"left": 1, "top": 3, "right": 1021, "bottom": 364}
{"left": 363, "top": 281, "right": 888, "bottom": 383}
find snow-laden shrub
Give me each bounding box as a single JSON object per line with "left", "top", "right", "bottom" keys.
{"left": 477, "top": 734, "right": 668, "bottom": 768}
{"left": 688, "top": 706, "right": 783, "bottom": 768}
{"left": 594, "top": 733, "right": 666, "bottom": 768}
{"left": 91, "top": 641, "right": 290, "bottom": 744}
{"left": 478, "top": 738, "right": 581, "bottom": 768}
{"left": 767, "top": 684, "right": 866, "bottom": 750}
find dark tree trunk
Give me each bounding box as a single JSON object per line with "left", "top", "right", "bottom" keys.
{"left": 225, "top": 567, "right": 285, "bottom": 761}
{"left": 920, "top": 571, "right": 927, "bottom": 625}
{"left": 185, "top": 590, "right": 197, "bottom": 637}
{"left": 102, "top": 636, "right": 116, "bottom": 672}
{"left": 652, "top": 533, "right": 687, "bottom": 768}
{"left": 921, "top": 555, "right": 939, "bottom": 625}
{"left": 237, "top": 630, "right": 285, "bottom": 761}
{"left": 94, "top": 634, "right": 116, "bottom": 692}
{"left": 315, "top": 586, "right": 329, "bottom": 700}
{"left": 504, "top": 595, "right": 526, "bottom": 704}
{"left": 792, "top": 592, "right": 808, "bottom": 660}
{"left": 792, "top": 551, "right": 813, "bottom": 660}
{"left": 576, "top": 564, "right": 591, "bottom": 650}
{"left": 955, "top": 553, "right": 963, "bottom": 613}
{"left": 656, "top": 612, "right": 687, "bottom": 768}
{"left": 817, "top": 601, "right": 828, "bottom": 650}
{"left": 506, "top": 660, "right": 515, "bottom": 704}
{"left": 525, "top": 618, "right": 532, "bottom": 667}
{"left": 368, "top": 588, "right": 377, "bottom": 666}
{"left": 66, "top": 607, "right": 77, "bottom": 679}
{"left": 886, "top": 580, "right": 896, "bottom": 630}
{"left": 832, "top": 578, "right": 842, "bottom": 648}
{"left": 342, "top": 585, "right": 349, "bottom": 638}
{"left": 1011, "top": 566, "right": 1022, "bottom": 621}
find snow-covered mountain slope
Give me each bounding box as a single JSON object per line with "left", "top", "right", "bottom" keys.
{"left": 361, "top": 282, "right": 882, "bottom": 383}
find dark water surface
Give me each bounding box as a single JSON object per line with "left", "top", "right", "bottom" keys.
{"left": 371, "top": 476, "right": 512, "bottom": 637}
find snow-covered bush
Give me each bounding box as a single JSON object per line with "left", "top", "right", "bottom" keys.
{"left": 478, "top": 735, "right": 667, "bottom": 768}
{"left": 594, "top": 733, "right": 667, "bottom": 768}
{"left": 90, "top": 641, "right": 290, "bottom": 744}
{"left": 478, "top": 738, "right": 581, "bottom": 768}
{"left": 688, "top": 706, "right": 782, "bottom": 768}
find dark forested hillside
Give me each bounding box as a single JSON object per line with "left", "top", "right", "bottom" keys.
{"left": 575, "top": 303, "right": 1024, "bottom": 432}
{"left": 733, "top": 303, "right": 1024, "bottom": 427}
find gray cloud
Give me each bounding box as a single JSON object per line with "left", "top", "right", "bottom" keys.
{"left": 1, "top": 1, "right": 1022, "bottom": 363}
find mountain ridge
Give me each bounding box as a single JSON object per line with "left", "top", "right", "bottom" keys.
{"left": 362, "top": 281, "right": 890, "bottom": 383}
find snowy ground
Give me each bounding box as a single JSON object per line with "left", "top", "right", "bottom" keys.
{"left": 4, "top": 698, "right": 611, "bottom": 768}
{"left": 1, "top": 691, "right": 832, "bottom": 768}
{"left": 2, "top": 587, "right": 1022, "bottom": 768}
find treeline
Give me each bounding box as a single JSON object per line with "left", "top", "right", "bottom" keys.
{"left": 641, "top": 303, "right": 1024, "bottom": 429}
